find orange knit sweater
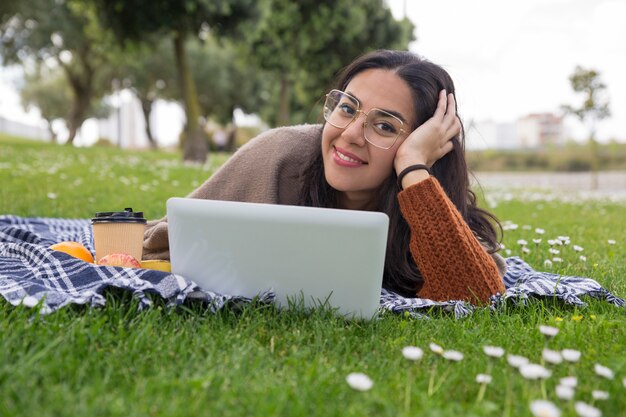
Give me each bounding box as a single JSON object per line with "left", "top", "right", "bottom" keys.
{"left": 398, "top": 176, "right": 505, "bottom": 304}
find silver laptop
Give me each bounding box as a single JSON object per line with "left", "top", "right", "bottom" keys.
{"left": 166, "top": 197, "right": 389, "bottom": 319}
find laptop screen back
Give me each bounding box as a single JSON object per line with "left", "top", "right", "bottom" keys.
{"left": 167, "top": 197, "right": 389, "bottom": 319}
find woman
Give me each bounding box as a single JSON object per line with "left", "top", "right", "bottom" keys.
{"left": 143, "top": 50, "right": 507, "bottom": 304}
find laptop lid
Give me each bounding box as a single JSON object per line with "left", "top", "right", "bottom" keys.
{"left": 166, "top": 197, "right": 389, "bottom": 319}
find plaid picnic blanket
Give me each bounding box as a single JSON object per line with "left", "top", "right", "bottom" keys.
{"left": 1, "top": 215, "right": 623, "bottom": 318}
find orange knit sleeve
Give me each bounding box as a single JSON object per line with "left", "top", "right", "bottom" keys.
{"left": 397, "top": 176, "right": 505, "bottom": 304}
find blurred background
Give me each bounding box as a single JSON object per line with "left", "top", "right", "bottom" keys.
{"left": 1, "top": 0, "right": 625, "bottom": 173}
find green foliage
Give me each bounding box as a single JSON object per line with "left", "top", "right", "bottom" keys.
{"left": 467, "top": 141, "right": 626, "bottom": 172}
{"left": 249, "top": 0, "right": 415, "bottom": 126}
{"left": 186, "top": 37, "right": 270, "bottom": 125}
{"left": 20, "top": 65, "right": 112, "bottom": 141}
{"left": 1, "top": 0, "right": 118, "bottom": 144}
{"left": 561, "top": 66, "right": 611, "bottom": 130}
{"left": 90, "top": 0, "right": 259, "bottom": 44}
{"left": 110, "top": 40, "right": 176, "bottom": 103}
{"left": 89, "top": 0, "right": 262, "bottom": 162}
{"left": 20, "top": 67, "right": 72, "bottom": 126}
{"left": 0, "top": 136, "right": 625, "bottom": 416}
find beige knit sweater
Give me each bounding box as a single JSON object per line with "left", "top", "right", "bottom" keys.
{"left": 143, "top": 124, "right": 506, "bottom": 303}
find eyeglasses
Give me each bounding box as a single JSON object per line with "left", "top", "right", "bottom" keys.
{"left": 323, "top": 89, "right": 406, "bottom": 150}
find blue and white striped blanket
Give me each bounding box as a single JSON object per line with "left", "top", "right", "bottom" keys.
{"left": 0, "top": 215, "right": 623, "bottom": 318}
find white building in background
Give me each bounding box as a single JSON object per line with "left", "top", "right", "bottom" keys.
{"left": 466, "top": 113, "right": 564, "bottom": 150}
{"left": 516, "top": 113, "right": 564, "bottom": 148}
{"left": 97, "top": 91, "right": 147, "bottom": 149}
{"left": 0, "top": 115, "right": 48, "bottom": 140}
{"left": 466, "top": 119, "right": 517, "bottom": 150}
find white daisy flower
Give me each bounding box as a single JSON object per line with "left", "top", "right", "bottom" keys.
{"left": 529, "top": 399, "right": 561, "bottom": 417}
{"left": 544, "top": 259, "right": 553, "bottom": 268}
{"left": 517, "top": 239, "right": 528, "bottom": 246}
{"left": 607, "top": 239, "right": 616, "bottom": 245}
{"left": 345, "top": 373, "right": 373, "bottom": 391}
{"left": 533, "top": 238, "right": 542, "bottom": 245}
{"left": 561, "top": 349, "right": 581, "bottom": 362}
{"left": 507, "top": 223, "right": 519, "bottom": 231}
{"left": 442, "top": 350, "right": 464, "bottom": 361}
{"left": 579, "top": 255, "right": 587, "bottom": 262}
{"left": 483, "top": 345, "right": 505, "bottom": 358}
{"left": 559, "top": 376, "right": 577, "bottom": 387}
{"left": 548, "top": 239, "right": 557, "bottom": 246}
{"left": 555, "top": 384, "right": 575, "bottom": 400}
{"left": 542, "top": 348, "right": 563, "bottom": 364}
{"left": 522, "top": 247, "right": 531, "bottom": 254}
{"left": 594, "top": 363, "right": 614, "bottom": 379}
{"left": 429, "top": 342, "right": 444, "bottom": 355}
{"left": 539, "top": 325, "right": 559, "bottom": 337}
{"left": 573, "top": 245, "right": 584, "bottom": 252}
{"left": 591, "top": 390, "right": 609, "bottom": 400}
{"left": 574, "top": 401, "right": 601, "bottom": 417}
{"left": 549, "top": 248, "right": 560, "bottom": 255}
{"left": 535, "top": 228, "right": 545, "bottom": 235}
{"left": 476, "top": 374, "right": 492, "bottom": 384}
{"left": 507, "top": 354, "right": 529, "bottom": 368}
{"left": 47, "top": 192, "right": 58, "bottom": 199}
{"left": 402, "top": 346, "right": 423, "bottom": 361}
{"left": 552, "top": 257, "right": 563, "bottom": 263}
{"left": 520, "top": 363, "right": 552, "bottom": 380}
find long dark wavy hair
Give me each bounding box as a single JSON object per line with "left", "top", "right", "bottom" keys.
{"left": 298, "top": 50, "right": 501, "bottom": 297}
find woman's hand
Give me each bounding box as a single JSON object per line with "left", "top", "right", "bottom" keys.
{"left": 394, "top": 90, "right": 461, "bottom": 174}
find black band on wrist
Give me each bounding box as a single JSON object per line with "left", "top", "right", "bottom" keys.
{"left": 396, "top": 164, "right": 432, "bottom": 190}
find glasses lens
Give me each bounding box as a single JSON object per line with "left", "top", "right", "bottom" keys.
{"left": 324, "top": 90, "right": 359, "bottom": 128}
{"left": 364, "top": 109, "right": 404, "bottom": 149}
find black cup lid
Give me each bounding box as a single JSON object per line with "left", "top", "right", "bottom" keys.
{"left": 91, "top": 207, "right": 147, "bottom": 224}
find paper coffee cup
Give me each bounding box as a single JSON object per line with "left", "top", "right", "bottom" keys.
{"left": 92, "top": 208, "right": 147, "bottom": 262}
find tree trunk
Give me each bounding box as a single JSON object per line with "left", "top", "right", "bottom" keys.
{"left": 589, "top": 136, "right": 599, "bottom": 190}
{"left": 225, "top": 123, "right": 237, "bottom": 153}
{"left": 65, "top": 118, "right": 80, "bottom": 145}
{"left": 173, "top": 31, "right": 208, "bottom": 163}
{"left": 65, "top": 89, "right": 90, "bottom": 145}
{"left": 278, "top": 76, "right": 291, "bottom": 127}
{"left": 140, "top": 97, "right": 158, "bottom": 149}
{"left": 46, "top": 120, "right": 57, "bottom": 143}
{"left": 62, "top": 53, "right": 93, "bottom": 146}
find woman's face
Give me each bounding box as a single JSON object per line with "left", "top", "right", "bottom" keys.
{"left": 322, "top": 69, "right": 415, "bottom": 210}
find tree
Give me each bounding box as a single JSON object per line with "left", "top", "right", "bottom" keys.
{"left": 561, "top": 66, "right": 611, "bottom": 189}
{"left": 110, "top": 40, "right": 177, "bottom": 149}
{"left": 1, "top": 0, "right": 115, "bottom": 145}
{"left": 187, "top": 39, "right": 262, "bottom": 124}
{"left": 20, "top": 65, "right": 111, "bottom": 144}
{"left": 20, "top": 67, "right": 72, "bottom": 143}
{"left": 249, "top": 0, "right": 415, "bottom": 126}
{"left": 186, "top": 37, "right": 271, "bottom": 149}
{"left": 90, "top": 0, "right": 260, "bottom": 163}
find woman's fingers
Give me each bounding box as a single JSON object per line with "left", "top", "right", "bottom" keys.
{"left": 442, "top": 93, "right": 460, "bottom": 134}
{"left": 441, "top": 138, "right": 455, "bottom": 155}
{"left": 433, "top": 89, "right": 448, "bottom": 119}
{"left": 394, "top": 90, "right": 460, "bottom": 170}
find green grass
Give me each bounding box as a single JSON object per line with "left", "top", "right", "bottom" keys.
{"left": 1, "top": 136, "right": 624, "bottom": 417}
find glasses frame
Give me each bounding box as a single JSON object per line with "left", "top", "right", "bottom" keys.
{"left": 323, "top": 89, "right": 406, "bottom": 150}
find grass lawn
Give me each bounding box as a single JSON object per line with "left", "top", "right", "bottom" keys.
{"left": 1, "top": 135, "right": 624, "bottom": 417}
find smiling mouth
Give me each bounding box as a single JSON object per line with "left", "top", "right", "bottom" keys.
{"left": 335, "top": 147, "right": 367, "bottom": 165}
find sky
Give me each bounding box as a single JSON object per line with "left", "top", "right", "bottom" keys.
{"left": 386, "top": 0, "right": 626, "bottom": 143}
{"left": 1, "top": 0, "right": 625, "bottom": 146}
